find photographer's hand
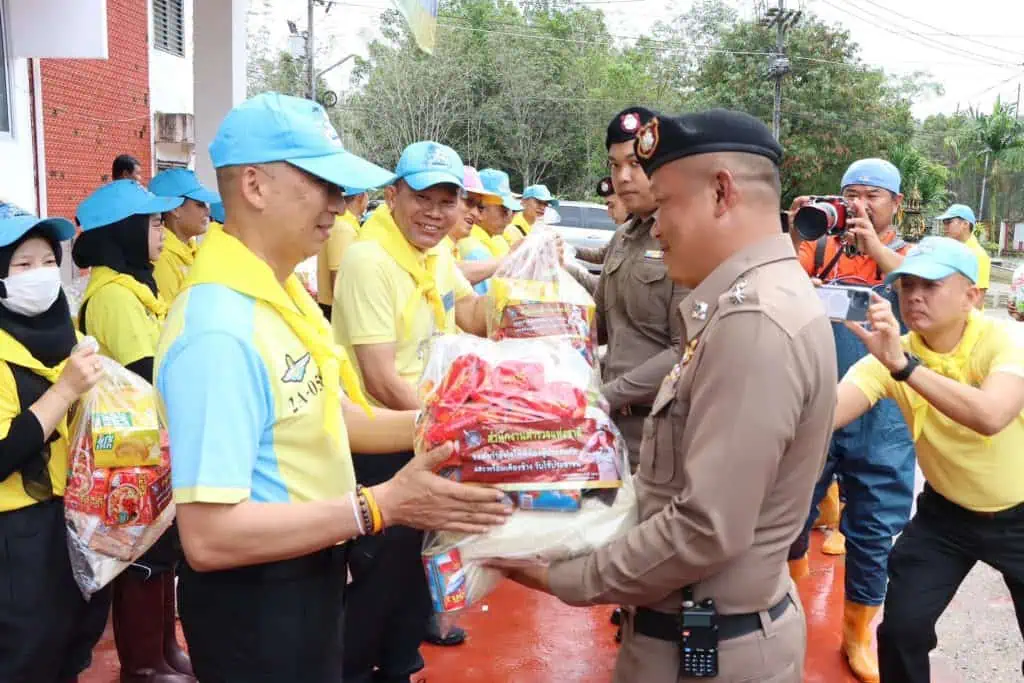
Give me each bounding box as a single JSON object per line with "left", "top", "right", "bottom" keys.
{"left": 845, "top": 203, "right": 904, "bottom": 274}
{"left": 845, "top": 293, "right": 906, "bottom": 371}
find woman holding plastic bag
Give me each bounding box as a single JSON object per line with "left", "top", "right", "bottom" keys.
{"left": 0, "top": 209, "right": 111, "bottom": 682}
{"left": 73, "top": 180, "right": 195, "bottom": 682}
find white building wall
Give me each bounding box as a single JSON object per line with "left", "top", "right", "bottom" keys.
{"left": 149, "top": 0, "right": 195, "bottom": 169}
{"left": 0, "top": 58, "right": 38, "bottom": 213}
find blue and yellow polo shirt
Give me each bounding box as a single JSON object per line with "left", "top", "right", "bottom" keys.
{"left": 156, "top": 284, "right": 356, "bottom": 504}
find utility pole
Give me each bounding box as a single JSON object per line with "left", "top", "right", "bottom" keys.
{"left": 759, "top": 0, "right": 802, "bottom": 140}
{"left": 307, "top": 0, "right": 316, "bottom": 100}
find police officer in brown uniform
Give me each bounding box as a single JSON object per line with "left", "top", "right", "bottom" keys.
{"left": 596, "top": 107, "right": 687, "bottom": 467}
{"left": 500, "top": 109, "right": 838, "bottom": 682}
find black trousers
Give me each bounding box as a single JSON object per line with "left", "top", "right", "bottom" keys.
{"left": 178, "top": 545, "right": 348, "bottom": 683}
{"left": 343, "top": 451, "right": 430, "bottom": 683}
{"left": 319, "top": 303, "right": 332, "bottom": 321}
{"left": 0, "top": 497, "right": 112, "bottom": 683}
{"left": 877, "top": 485, "right": 1024, "bottom": 682}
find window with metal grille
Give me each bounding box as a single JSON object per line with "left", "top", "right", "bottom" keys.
{"left": 0, "top": 4, "right": 11, "bottom": 134}
{"left": 153, "top": 0, "right": 185, "bottom": 57}
{"left": 156, "top": 159, "right": 189, "bottom": 172}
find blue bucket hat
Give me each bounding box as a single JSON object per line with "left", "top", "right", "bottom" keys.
{"left": 209, "top": 201, "right": 225, "bottom": 224}
{"left": 209, "top": 92, "right": 393, "bottom": 191}
{"left": 884, "top": 236, "right": 979, "bottom": 285}
{"left": 149, "top": 168, "right": 220, "bottom": 205}
{"left": 841, "top": 158, "right": 901, "bottom": 195}
{"left": 0, "top": 201, "right": 76, "bottom": 247}
{"left": 391, "top": 141, "right": 464, "bottom": 191}
{"left": 522, "top": 184, "right": 559, "bottom": 208}
{"left": 76, "top": 180, "right": 184, "bottom": 232}
{"left": 478, "top": 169, "right": 522, "bottom": 211}
{"left": 935, "top": 203, "right": 976, "bottom": 225}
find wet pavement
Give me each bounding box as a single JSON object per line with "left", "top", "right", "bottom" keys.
{"left": 80, "top": 530, "right": 974, "bottom": 682}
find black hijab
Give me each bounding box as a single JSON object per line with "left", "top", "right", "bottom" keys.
{"left": 0, "top": 227, "right": 77, "bottom": 369}
{"left": 71, "top": 213, "right": 158, "bottom": 295}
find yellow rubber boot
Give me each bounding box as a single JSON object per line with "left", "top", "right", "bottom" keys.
{"left": 787, "top": 555, "right": 809, "bottom": 581}
{"left": 842, "top": 601, "right": 880, "bottom": 683}
{"left": 814, "top": 481, "right": 841, "bottom": 528}
{"left": 822, "top": 529, "right": 847, "bottom": 556}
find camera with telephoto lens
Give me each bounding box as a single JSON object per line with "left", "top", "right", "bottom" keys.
{"left": 793, "top": 196, "right": 851, "bottom": 242}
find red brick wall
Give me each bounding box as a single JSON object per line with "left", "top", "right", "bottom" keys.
{"left": 39, "top": 0, "right": 151, "bottom": 221}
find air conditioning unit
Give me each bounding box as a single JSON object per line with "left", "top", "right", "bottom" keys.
{"left": 154, "top": 112, "right": 195, "bottom": 144}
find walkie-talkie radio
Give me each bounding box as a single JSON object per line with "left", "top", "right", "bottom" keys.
{"left": 679, "top": 588, "right": 719, "bottom": 678}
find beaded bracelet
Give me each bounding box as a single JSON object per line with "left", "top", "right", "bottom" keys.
{"left": 349, "top": 491, "right": 366, "bottom": 537}
{"left": 356, "top": 485, "right": 384, "bottom": 535}
{"left": 355, "top": 486, "right": 374, "bottom": 534}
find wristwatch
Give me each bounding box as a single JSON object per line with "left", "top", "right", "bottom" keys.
{"left": 890, "top": 352, "right": 920, "bottom": 382}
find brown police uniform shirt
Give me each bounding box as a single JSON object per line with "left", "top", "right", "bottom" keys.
{"left": 596, "top": 216, "right": 686, "bottom": 412}
{"left": 549, "top": 235, "right": 836, "bottom": 672}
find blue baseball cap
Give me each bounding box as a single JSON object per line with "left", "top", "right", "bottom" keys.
{"left": 209, "top": 92, "right": 393, "bottom": 191}
{"left": 391, "top": 141, "right": 464, "bottom": 191}
{"left": 885, "top": 236, "right": 979, "bottom": 285}
{"left": 76, "top": 180, "right": 184, "bottom": 232}
{"left": 0, "top": 201, "right": 75, "bottom": 247}
{"left": 149, "top": 168, "right": 220, "bottom": 204}
{"left": 478, "top": 169, "right": 522, "bottom": 211}
{"left": 522, "top": 184, "right": 559, "bottom": 208}
{"left": 209, "top": 201, "right": 225, "bottom": 224}
{"left": 936, "top": 203, "right": 976, "bottom": 225}
{"left": 841, "top": 158, "right": 901, "bottom": 195}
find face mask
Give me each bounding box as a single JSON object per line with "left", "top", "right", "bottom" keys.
{"left": 0, "top": 266, "right": 63, "bottom": 317}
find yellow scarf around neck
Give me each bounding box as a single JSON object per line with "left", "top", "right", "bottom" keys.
{"left": 80, "top": 266, "right": 168, "bottom": 321}
{"left": 471, "top": 225, "right": 501, "bottom": 258}
{"left": 0, "top": 330, "right": 70, "bottom": 441}
{"left": 358, "top": 206, "right": 447, "bottom": 337}
{"left": 906, "top": 310, "right": 987, "bottom": 440}
{"left": 182, "top": 225, "right": 372, "bottom": 445}
{"left": 164, "top": 229, "right": 197, "bottom": 267}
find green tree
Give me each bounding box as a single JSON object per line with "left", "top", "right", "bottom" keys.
{"left": 687, "top": 4, "right": 917, "bottom": 202}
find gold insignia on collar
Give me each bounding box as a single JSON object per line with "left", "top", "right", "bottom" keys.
{"left": 636, "top": 118, "right": 660, "bottom": 159}
{"left": 691, "top": 301, "right": 708, "bottom": 321}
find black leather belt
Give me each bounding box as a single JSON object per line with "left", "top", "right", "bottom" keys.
{"left": 618, "top": 405, "right": 652, "bottom": 417}
{"left": 634, "top": 594, "right": 793, "bottom": 642}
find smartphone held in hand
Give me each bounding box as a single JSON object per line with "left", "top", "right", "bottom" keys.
{"left": 816, "top": 284, "right": 872, "bottom": 322}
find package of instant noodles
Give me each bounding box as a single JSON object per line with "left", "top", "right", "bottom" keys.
{"left": 487, "top": 226, "right": 598, "bottom": 367}
{"left": 64, "top": 339, "right": 174, "bottom": 596}
{"left": 417, "top": 333, "right": 635, "bottom": 635}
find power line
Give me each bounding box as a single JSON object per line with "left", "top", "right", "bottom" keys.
{"left": 827, "top": 0, "right": 1022, "bottom": 70}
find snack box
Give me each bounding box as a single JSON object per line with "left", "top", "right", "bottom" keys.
{"left": 91, "top": 389, "right": 162, "bottom": 469}
{"left": 423, "top": 547, "right": 468, "bottom": 613}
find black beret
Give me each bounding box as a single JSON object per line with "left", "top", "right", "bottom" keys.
{"left": 605, "top": 106, "right": 658, "bottom": 149}
{"left": 635, "top": 109, "right": 783, "bottom": 177}
{"left": 596, "top": 177, "right": 614, "bottom": 198}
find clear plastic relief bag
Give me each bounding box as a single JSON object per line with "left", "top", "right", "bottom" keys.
{"left": 416, "top": 333, "right": 637, "bottom": 635}
{"left": 63, "top": 337, "right": 175, "bottom": 596}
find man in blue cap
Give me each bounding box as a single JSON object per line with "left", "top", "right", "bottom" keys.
{"left": 834, "top": 235, "right": 1024, "bottom": 683}
{"left": 149, "top": 168, "right": 220, "bottom": 302}
{"left": 477, "top": 168, "right": 522, "bottom": 256}
{"left": 937, "top": 203, "right": 990, "bottom": 308}
{"left": 334, "top": 140, "right": 497, "bottom": 678}
{"left": 507, "top": 183, "right": 558, "bottom": 243}
{"left": 788, "top": 158, "right": 915, "bottom": 682}
{"left": 154, "top": 94, "right": 510, "bottom": 683}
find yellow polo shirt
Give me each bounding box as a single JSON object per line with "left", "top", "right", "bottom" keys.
{"left": 81, "top": 281, "right": 162, "bottom": 367}
{"left": 505, "top": 213, "right": 532, "bottom": 245}
{"left": 316, "top": 211, "right": 360, "bottom": 306}
{"left": 965, "top": 234, "right": 991, "bottom": 290}
{"left": 488, "top": 233, "right": 511, "bottom": 257}
{"left": 846, "top": 316, "right": 1024, "bottom": 512}
{"left": 333, "top": 240, "right": 474, "bottom": 402}
{"left": 153, "top": 230, "right": 197, "bottom": 303}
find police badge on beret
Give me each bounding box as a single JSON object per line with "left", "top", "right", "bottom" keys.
{"left": 636, "top": 118, "right": 660, "bottom": 160}
{"left": 596, "top": 177, "right": 614, "bottom": 197}
{"left": 620, "top": 112, "right": 640, "bottom": 133}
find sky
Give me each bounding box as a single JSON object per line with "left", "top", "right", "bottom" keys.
{"left": 257, "top": 0, "right": 1024, "bottom": 120}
